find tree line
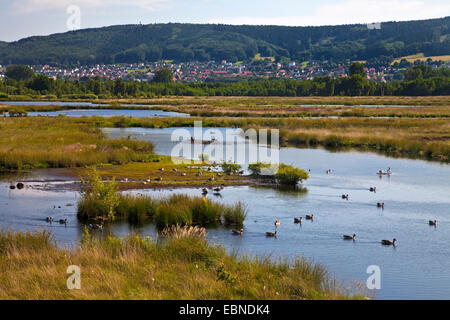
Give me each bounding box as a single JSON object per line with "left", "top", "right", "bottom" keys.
{"left": 1, "top": 65, "right": 449, "bottom": 98}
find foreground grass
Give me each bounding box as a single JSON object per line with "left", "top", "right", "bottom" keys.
{"left": 0, "top": 231, "right": 357, "bottom": 300}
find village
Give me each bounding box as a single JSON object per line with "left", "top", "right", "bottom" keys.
{"left": 1, "top": 57, "right": 445, "bottom": 83}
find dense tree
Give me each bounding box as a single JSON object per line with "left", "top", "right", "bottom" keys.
{"left": 349, "top": 63, "right": 366, "bottom": 77}
{"left": 153, "top": 68, "right": 173, "bottom": 83}
{"left": 0, "top": 17, "right": 449, "bottom": 65}
{"left": 5, "top": 65, "right": 34, "bottom": 81}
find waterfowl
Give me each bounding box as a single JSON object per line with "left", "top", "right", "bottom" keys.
{"left": 429, "top": 220, "right": 437, "bottom": 227}
{"left": 266, "top": 231, "right": 277, "bottom": 238}
{"left": 202, "top": 188, "right": 208, "bottom": 195}
{"left": 294, "top": 217, "right": 303, "bottom": 224}
{"left": 45, "top": 217, "right": 53, "bottom": 223}
{"left": 381, "top": 238, "right": 397, "bottom": 246}
{"left": 59, "top": 219, "right": 68, "bottom": 225}
{"left": 377, "top": 202, "right": 385, "bottom": 209}
{"left": 181, "top": 173, "right": 187, "bottom": 177}
{"left": 232, "top": 228, "right": 244, "bottom": 235}
{"left": 342, "top": 194, "right": 349, "bottom": 200}
{"left": 274, "top": 220, "right": 281, "bottom": 228}
{"left": 155, "top": 177, "right": 163, "bottom": 182}
{"left": 213, "top": 186, "right": 224, "bottom": 192}
{"left": 305, "top": 214, "right": 314, "bottom": 220}
{"left": 343, "top": 234, "right": 356, "bottom": 241}
{"left": 16, "top": 182, "right": 24, "bottom": 190}
{"left": 370, "top": 187, "right": 377, "bottom": 192}
{"left": 88, "top": 224, "right": 103, "bottom": 230}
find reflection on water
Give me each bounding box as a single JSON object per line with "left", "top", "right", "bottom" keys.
{"left": 1, "top": 127, "right": 450, "bottom": 300}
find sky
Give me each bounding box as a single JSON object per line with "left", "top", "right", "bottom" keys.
{"left": 0, "top": 0, "right": 449, "bottom": 42}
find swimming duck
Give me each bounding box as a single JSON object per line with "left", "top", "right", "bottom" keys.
{"left": 306, "top": 214, "right": 314, "bottom": 220}
{"left": 45, "top": 217, "right": 53, "bottom": 223}
{"left": 59, "top": 219, "right": 67, "bottom": 225}
{"left": 342, "top": 194, "right": 349, "bottom": 200}
{"left": 232, "top": 228, "right": 244, "bottom": 235}
{"left": 429, "top": 220, "right": 437, "bottom": 227}
{"left": 294, "top": 217, "right": 303, "bottom": 224}
{"left": 266, "top": 231, "right": 277, "bottom": 238}
{"left": 274, "top": 220, "right": 281, "bottom": 228}
{"left": 381, "top": 238, "right": 397, "bottom": 246}
{"left": 343, "top": 234, "right": 356, "bottom": 241}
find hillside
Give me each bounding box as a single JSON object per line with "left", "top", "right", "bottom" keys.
{"left": 0, "top": 17, "right": 449, "bottom": 66}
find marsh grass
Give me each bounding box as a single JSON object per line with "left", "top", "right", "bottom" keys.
{"left": 0, "top": 117, "right": 154, "bottom": 170}
{"left": 78, "top": 191, "right": 247, "bottom": 229}
{"left": 0, "top": 230, "right": 358, "bottom": 300}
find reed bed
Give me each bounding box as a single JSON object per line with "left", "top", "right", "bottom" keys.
{"left": 77, "top": 192, "right": 248, "bottom": 229}
{"left": 0, "top": 117, "right": 154, "bottom": 170}
{"left": 0, "top": 230, "right": 357, "bottom": 300}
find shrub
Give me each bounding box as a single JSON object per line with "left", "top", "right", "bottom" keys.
{"left": 221, "top": 162, "right": 242, "bottom": 174}
{"left": 275, "top": 164, "right": 309, "bottom": 187}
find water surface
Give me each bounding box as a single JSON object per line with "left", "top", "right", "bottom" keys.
{"left": 1, "top": 127, "right": 450, "bottom": 300}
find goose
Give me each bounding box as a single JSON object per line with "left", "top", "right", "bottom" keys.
{"left": 294, "top": 217, "right": 303, "bottom": 224}
{"left": 343, "top": 234, "right": 356, "bottom": 241}
{"left": 429, "top": 220, "right": 437, "bottom": 227}
{"left": 266, "top": 231, "right": 277, "bottom": 238}
{"left": 45, "top": 217, "right": 53, "bottom": 223}
{"left": 232, "top": 228, "right": 244, "bottom": 235}
{"left": 59, "top": 219, "right": 68, "bottom": 225}
{"left": 274, "top": 220, "right": 281, "bottom": 228}
{"left": 88, "top": 224, "right": 103, "bottom": 230}
{"left": 305, "top": 214, "right": 314, "bottom": 220}
{"left": 381, "top": 238, "right": 397, "bottom": 246}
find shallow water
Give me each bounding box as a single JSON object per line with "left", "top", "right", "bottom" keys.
{"left": 1, "top": 127, "right": 450, "bottom": 300}
{"left": 25, "top": 109, "right": 189, "bottom": 118}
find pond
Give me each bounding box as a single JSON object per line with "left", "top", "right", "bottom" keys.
{"left": 1, "top": 127, "right": 450, "bottom": 300}
{"left": 25, "top": 109, "right": 189, "bottom": 118}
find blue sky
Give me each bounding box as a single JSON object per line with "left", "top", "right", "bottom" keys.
{"left": 1, "top": 0, "right": 449, "bottom": 42}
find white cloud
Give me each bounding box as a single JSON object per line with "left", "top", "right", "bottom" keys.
{"left": 208, "top": 0, "right": 450, "bottom": 26}
{"left": 12, "top": 0, "right": 170, "bottom": 13}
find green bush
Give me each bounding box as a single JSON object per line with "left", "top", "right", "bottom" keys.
{"left": 275, "top": 164, "right": 309, "bottom": 187}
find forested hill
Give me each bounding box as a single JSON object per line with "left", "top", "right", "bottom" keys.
{"left": 0, "top": 17, "right": 449, "bottom": 66}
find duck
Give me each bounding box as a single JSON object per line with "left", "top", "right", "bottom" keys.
{"left": 232, "top": 228, "right": 244, "bottom": 235}
{"left": 294, "top": 217, "right": 303, "bottom": 224}
{"left": 343, "top": 234, "right": 356, "bottom": 241}
{"left": 370, "top": 187, "right": 377, "bottom": 192}
{"left": 201, "top": 188, "right": 208, "bottom": 195}
{"left": 342, "top": 194, "right": 349, "bottom": 200}
{"left": 381, "top": 238, "right": 397, "bottom": 246}
{"left": 213, "top": 186, "right": 223, "bottom": 192}
{"left": 45, "top": 217, "right": 53, "bottom": 223}
{"left": 377, "top": 202, "right": 385, "bottom": 209}
{"left": 266, "top": 231, "right": 277, "bottom": 238}
{"left": 306, "top": 214, "right": 314, "bottom": 220}
{"left": 59, "top": 218, "right": 67, "bottom": 225}
{"left": 429, "top": 220, "right": 437, "bottom": 227}
{"left": 274, "top": 220, "right": 281, "bottom": 228}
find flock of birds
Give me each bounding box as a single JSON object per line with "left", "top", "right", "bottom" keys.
{"left": 229, "top": 167, "right": 439, "bottom": 247}
{"left": 40, "top": 166, "right": 439, "bottom": 242}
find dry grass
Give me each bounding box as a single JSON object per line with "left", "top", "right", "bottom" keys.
{"left": 0, "top": 117, "right": 154, "bottom": 170}
{"left": 0, "top": 231, "right": 359, "bottom": 300}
